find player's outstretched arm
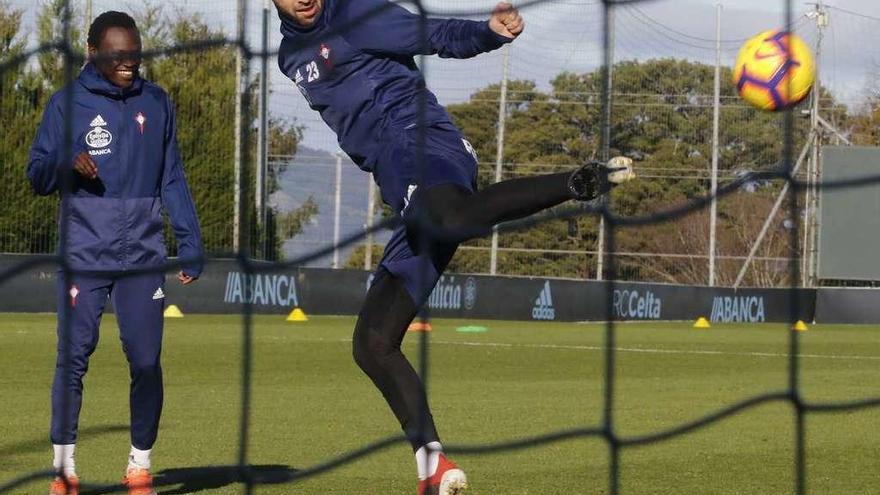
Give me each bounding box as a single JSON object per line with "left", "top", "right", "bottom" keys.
{"left": 344, "top": 0, "right": 518, "bottom": 59}
{"left": 160, "top": 97, "right": 204, "bottom": 283}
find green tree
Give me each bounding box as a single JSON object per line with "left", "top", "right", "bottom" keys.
{"left": 440, "top": 58, "right": 821, "bottom": 284}
{"left": 144, "top": 9, "right": 316, "bottom": 260}
{"left": 145, "top": 13, "right": 238, "bottom": 254}
{"left": 0, "top": 3, "right": 37, "bottom": 252}
{"left": 0, "top": 2, "right": 315, "bottom": 260}
{"left": 0, "top": 0, "right": 84, "bottom": 254}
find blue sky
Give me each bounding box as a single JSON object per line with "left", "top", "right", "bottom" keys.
{"left": 269, "top": 0, "right": 880, "bottom": 152}
{"left": 8, "top": 0, "right": 879, "bottom": 152}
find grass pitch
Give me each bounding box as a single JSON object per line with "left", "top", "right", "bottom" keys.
{"left": 1, "top": 314, "right": 878, "bottom": 494}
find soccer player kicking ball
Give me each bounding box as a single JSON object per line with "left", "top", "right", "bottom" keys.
{"left": 27, "top": 11, "right": 203, "bottom": 495}
{"left": 272, "top": 0, "right": 634, "bottom": 493}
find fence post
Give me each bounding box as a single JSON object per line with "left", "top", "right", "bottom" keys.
{"left": 233, "top": 0, "right": 245, "bottom": 253}
{"left": 596, "top": 4, "right": 615, "bottom": 281}
{"left": 257, "top": 0, "right": 270, "bottom": 259}
{"left": 333, "top": 154, "right": 343, "bottom": 269}
{"left": 490, "top": 44, "right": 511, "bottom": 275}
{"left": 709, "top": 2, "right": 722, "bottom": 286}
{"left": 804, "top": 1, "right": 827, "bottom": 287}
{"left": 364, "top": 178, "right": 376, "bottom": 270}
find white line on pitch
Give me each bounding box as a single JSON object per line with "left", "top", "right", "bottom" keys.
{"left": 279, "top": 337, "right": 880, "bottom": 361}
{"left": 426, "top": 340, "right": 880, "bottom": 361}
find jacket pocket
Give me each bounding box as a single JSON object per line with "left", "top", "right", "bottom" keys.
{"left": 126, "top": 197, "right": 167, "bottom": 266}
{"left": 63, "top": 196, "right": 122, "bottom": 270}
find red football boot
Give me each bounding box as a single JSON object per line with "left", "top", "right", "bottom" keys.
{"left": 417, "top": 454, "right": 468, "bottom": 495}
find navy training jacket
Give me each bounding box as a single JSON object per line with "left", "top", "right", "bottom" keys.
{"left": 277, "top": 0, "right": 511, "bottom": 203}
{"left": 27, "top": 63, "right": 203, "bottom": 277}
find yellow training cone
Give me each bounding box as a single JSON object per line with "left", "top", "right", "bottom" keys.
{"left": 408, "top": 321, "right": 433, "bottom": 332}
{"left": 793, "top": 320, "right": 808, "bottom": 332}
{"left": 693, "top": 317, "right": 711, "bottom": 329}
{"left": 286, "top": 308, "right": 309, "bottom": 322}
{"left": 164, "top": 305, "right": 184, "bottom": 318}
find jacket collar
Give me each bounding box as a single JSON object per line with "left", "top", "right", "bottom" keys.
{"left": 77, "top": 62, "right": 144, "bottom": 99}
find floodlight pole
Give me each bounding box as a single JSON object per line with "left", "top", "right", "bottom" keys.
{"left": 490, "top": 44, "right": 511, "bottom": 276}
{"left": 708, "top": 3, "right": 722, "bottom": 287}
{"left": 596, "top": 5, "right": 615, "bottom": 282}
{"left": 364, "top": 178, "right": 376, "bottom": 270}
{"left": 257, "top": 0, "right": 270, "bottom": 259}
{"left": 333, "top": 153, "right": 343, "bottom": 269}
{"left": 233, "top": 0, "right": 245, "bottom": 252}
{"left": 803, "top": 1, "right": 827, "bottom": 287}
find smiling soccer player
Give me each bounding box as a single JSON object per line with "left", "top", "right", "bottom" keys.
{"left": 27, "top": 11, "right": 203, "bottom": 495}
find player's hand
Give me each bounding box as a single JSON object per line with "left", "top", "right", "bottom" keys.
{"left": 489, "top": 2, "right": 524, "bottom": 40}
{"left": 177, "top": 271, "right": 197, "bottom": 285}
{"left": 73, "top": 152, "right": 98, "bottom": 180}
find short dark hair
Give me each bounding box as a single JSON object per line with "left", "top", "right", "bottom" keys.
{"left": 87, "top": 11, "right": 138, "bottom": 48}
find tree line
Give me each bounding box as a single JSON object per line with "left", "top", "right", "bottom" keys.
{"left": 437, "top": 58, "right": 871, "bottom": 285}
{"left": 0, "top": 0, "right": 314, "bottom": 260}
{"left": 4, "top": 2, "right": 878, "bottom": 285}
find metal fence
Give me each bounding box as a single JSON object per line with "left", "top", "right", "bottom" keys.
{"left": 2, "top": 2, "right": 880, "bottom": 495}
{"left": 1, "top": 0, "right": 877, "bottom": 287}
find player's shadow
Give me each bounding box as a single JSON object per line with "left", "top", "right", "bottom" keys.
{"left": 79, "top": 465, "right": 299, "bottom": 495}
{"left": 0, "top": 424, "right": 128, "bottom": 458}
{"left": 155, "top": 465, "right": 300, "bottom": 494}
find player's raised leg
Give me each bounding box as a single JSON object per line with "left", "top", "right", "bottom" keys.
{"left": 50, "top": 276, "right": 112, "bottom": 495}
{"left": 408, "top": 156, "right": 636, "bottom": 248}
{"left": 113, "top": 272, "right": 165, "bottom": 495}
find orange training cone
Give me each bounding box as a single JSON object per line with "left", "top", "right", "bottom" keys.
{"left": 408, "top": 321, "right": 433, "bottom": 332}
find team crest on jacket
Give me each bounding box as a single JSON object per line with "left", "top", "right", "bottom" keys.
{"left": 319, "top": 43, "right": 332, "bottom": 67}
{"left": 135, "top": 112, "right": 146, "bottom": 134}
{"left": 86, "top": 114, "right": 112, "bottom": 148}
{"left": 69, "top": 284, "right": 79, "bottom": 308}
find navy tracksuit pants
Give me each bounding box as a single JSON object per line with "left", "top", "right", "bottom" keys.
{"left": 51, "top": 272, "right": 165, "bottom": 450}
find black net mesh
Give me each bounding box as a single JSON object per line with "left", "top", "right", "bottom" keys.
{"left": 1, "top": 0, "right": 879, "bottom": 494}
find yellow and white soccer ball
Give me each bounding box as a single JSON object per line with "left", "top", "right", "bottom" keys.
{"left": 732, "top": 30, "right": 815, "bottom": 111}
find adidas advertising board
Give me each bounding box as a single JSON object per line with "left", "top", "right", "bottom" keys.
{"left": 531, "top": 281, "right": 556, "bottom": 320}
{"left": 0, "top": 256, "right": 823, "bottom": 321}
